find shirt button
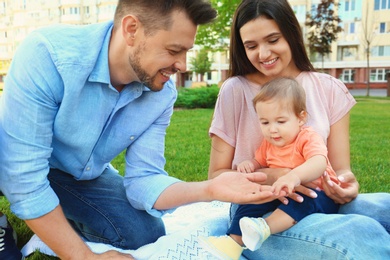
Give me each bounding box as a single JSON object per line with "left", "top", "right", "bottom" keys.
{"left": 130, "top": 136, "right": 134, "bottom": 140}
{"left": 86, "top": 167, "right": 91, "bottom": 171}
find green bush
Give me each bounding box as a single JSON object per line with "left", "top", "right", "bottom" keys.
{"left": 174, "top": 85, "right": 219, "bottom": 109}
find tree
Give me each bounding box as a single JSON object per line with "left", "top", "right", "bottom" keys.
{"left": 360, "top": 0, "right": 377, "bottom": 97}
{"left": 189, "top": 48, "right": 213, "bottom": 82}
{"left": 195, "top": 0, "right": 240, "bottom": 50}
{"left": 305, "top": 0, "right": 343, "bottom": 70}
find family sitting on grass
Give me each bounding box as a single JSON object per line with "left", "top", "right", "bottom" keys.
{"left": 0, "top": 0, "right": 389, "bottom": 259}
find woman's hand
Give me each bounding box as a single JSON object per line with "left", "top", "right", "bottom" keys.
{"left": 325, "top": 114, "right": 358, "bottom": 204}
{"left": 321, "top": 170, "right": 359, "bottom": 204}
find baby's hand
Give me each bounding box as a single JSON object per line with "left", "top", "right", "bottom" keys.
{"left": 272, "top": 173, "right": 301, "bottom": 196}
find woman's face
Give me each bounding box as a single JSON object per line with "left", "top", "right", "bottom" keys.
{"left": 239, "top": 16, "right": 299, "bottom": 80}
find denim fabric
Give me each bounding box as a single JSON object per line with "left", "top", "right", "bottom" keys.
{"left": 48, "top": 168, "right": 165, "bottom": 249}
{"left": 228, "top": 190, "right": 338, "bottom": 236}
{"left": 0, "top": 21, "right": 180, "bottom": 219}
{"left": 231, "top": 193, "right": 390, "bottom": 259}
{"left": 338, "top": 192, "right": 390, "bottom": 234}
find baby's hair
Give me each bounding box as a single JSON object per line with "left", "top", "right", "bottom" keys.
{"left": 253, "top": 77, "right": 307, "bottom": 118}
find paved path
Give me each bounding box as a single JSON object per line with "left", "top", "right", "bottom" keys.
{"left": 349, "top": 88, "right": 388, "bottom": 97}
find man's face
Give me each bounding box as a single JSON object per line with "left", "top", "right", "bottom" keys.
{"left": 129, "top": 11, "right": 197, "bottom": 92}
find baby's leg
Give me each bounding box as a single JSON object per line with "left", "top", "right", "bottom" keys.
{"left": 240, "top": 209, "right": 295, "bottom": 251}
{"left": 264, "top": 208, "right": 296, "bottom": 234}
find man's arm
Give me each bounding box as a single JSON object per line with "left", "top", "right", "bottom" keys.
{"left": 26, "top": 206, "right": 133, "bottom": 259}
{"left": 153, "top": 171, "right": 278, "bottom": 210}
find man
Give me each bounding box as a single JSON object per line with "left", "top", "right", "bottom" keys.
{"left": 0, "top": 1, "right": 277, "bottom": 259}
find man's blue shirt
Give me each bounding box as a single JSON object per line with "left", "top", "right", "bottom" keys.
{"left": 0, "top": 21, "right": 180, "bottom": 219}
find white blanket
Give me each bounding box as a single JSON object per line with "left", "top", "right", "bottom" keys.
{"left": 21, "top": 201, "right": 248, "bottom": 259}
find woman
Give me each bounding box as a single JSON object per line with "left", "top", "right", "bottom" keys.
{"left": 208, "top": 0, "right": 390, "bottom": 259}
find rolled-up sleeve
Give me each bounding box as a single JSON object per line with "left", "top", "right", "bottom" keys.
{"left": 0, "top": 32, "right": 62, "bottom": 219}
{"left": 123, "top": 82, "right": 181, "bottom": 218}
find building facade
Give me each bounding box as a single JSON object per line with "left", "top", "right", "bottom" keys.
{"left": 0, "top": 0, "right": 117, "bottom": 84}
{"left": 0, "top": 0, "right": 389, "bottom": 89}
{"left": 289, "top": 0, "right": 390, "bottom": 89}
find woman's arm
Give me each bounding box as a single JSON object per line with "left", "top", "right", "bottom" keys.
{"left": 208, "top": 135, "right": 236, "bottom": 179}
{"left": 323, "top": 113, "right": 359, "bottom": 204}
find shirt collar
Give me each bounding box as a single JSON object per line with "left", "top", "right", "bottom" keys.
{"left": 88, "top": 22, "right": 113, "bottom": 85}
{"left": 87, "top": 23, "right": 151, "bottom": 93}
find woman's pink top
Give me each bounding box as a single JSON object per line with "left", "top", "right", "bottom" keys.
{"left": 209, "top": 71, "right": 356, "bottom": 169}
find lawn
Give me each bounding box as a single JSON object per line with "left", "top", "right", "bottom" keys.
{"left": 349, "top": 97, "right": 390, "bottom": 193}
{"left": 0, "top": 96, "right": 389, "bottom": 259}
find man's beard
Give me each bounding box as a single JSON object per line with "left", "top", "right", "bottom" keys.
{"left": 128, "top": 46, "right": 161, "bottom": 92}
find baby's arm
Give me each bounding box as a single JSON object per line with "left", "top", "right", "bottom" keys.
{"left": 237, "top": 159, "right": 261, "bottom": 173}
{"left": 272, "top": 155, "right": 327, "bottom": 195}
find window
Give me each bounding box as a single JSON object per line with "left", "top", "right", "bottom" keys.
{"left": 370, "top": 69, "right": 390, "bottom": 82}
{"left": 344, "top": 22, "right": 355, "bottom": 34}
{"left": 84, "top": 6, "right": 90, "bottom": 15}
{"left": 345, "top": 0, "right": 355, "bottom": 11}
{"left": 62, "top": 7, "right": 80, "bottom": 15}
{"left": 375, "top": 0, "right": 390, "bottom": 10}
{"left": 350, "top": 22, "right": 355, "bottom": 33}
{"left": 341, "top": 46, "right": 357, "bottom": 59}
{"left": 340, "top": 69, "right": 355, "bottom": 83}
{"left": 380, "top": 22, "right": 386, "bottom": 33}
{"left": 0, "top": 1, "right": 5, "bottom": 14}
{"left": 70, "top": 7, "right": 79, "bottom": 15}
{"left": 379, "top": 22, "right": 390, "bottom": 33}
{"left": 351, "top": 0, "right": 356, "bottom": 10}
{"left": 292, "top": 5, "right": 306, "bottom": 22}
{"left": 0, "top": 31, "right": 8, "bottom": 39}
{"left": 372, "top": 46, "right": 390, "bottom": 56}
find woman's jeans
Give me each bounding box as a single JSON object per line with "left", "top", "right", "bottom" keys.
{"left": 48, "top": 167, "right": 165, "bottom": 250}
{"left": 231, "top": 193, "right": 390, "bottom": 259}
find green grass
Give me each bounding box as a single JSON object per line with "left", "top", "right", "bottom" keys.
{"left": 349, "top": 97, "right": 390, "bottom": 193}
{"left": 110, "top": 108, "right": 214, "bottom": 182}
{"left": 1, "top": 98, "right": 389, "bottom": 259}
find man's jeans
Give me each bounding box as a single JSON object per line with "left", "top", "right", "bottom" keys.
{"left": 230, "top": 193, "right": 390, "bottom": 259}
{"left": 48, "top": 167, "right": 165, "bottom": 250}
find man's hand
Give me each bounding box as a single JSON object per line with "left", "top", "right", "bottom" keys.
{"left": 206, "top": 171, "right": 281, "bottom": 204}
{"left": 321, "top": 171, "right": 359, "bottom": 204}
